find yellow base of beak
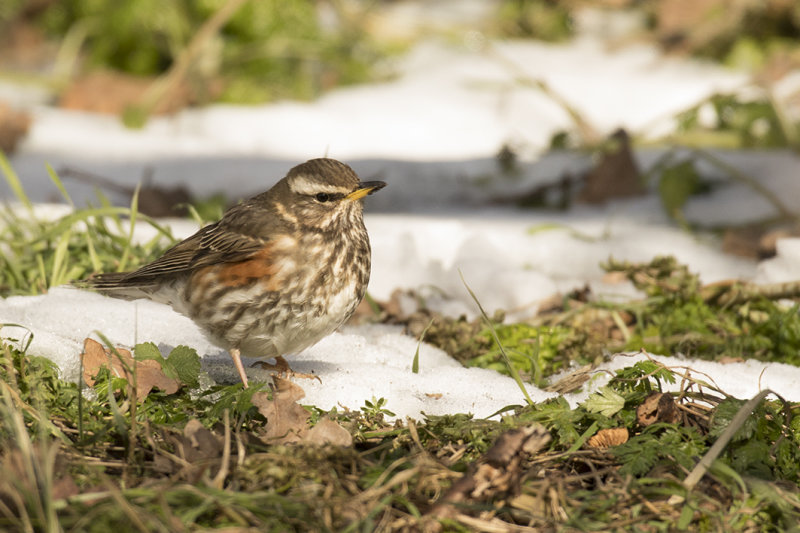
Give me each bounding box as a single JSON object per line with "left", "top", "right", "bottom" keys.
{"left": 345, "top": 181, "right": 386, "bottom": 201}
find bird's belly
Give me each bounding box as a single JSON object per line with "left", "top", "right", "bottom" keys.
{"left": 191, "top": 275, "right": 363, "bottom": 359}
{"left": 245, "top": 278, "right": 362, "bottom": 357}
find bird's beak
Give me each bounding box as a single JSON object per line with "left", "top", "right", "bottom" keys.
{"left": 345, "top": 180, "right": 387, "bottom": 201}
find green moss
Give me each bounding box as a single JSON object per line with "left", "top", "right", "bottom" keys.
{"left": 467, "top": 323, "right": 574, "bottom": 385}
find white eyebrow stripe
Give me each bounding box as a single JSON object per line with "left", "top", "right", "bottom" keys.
{"left": 288, "top": 176, "right": 349, "bottom": 195}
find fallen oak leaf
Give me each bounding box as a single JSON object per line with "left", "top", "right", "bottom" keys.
{"left": 304, "top": 418, "right": 353, "bottom": 447}
{"left": 80, "top": 338, "right": 179, "bottom": 401}
{"left": 252, "top": 376, "right": 310, "bottom": 444}
{"left": 162, "top": 419, "right": 225, "bottom": 482}
{"left": 183, "top": 419, "right": 223, "bottom": 460}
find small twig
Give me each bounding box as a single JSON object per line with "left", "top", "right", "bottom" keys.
{"left": 405, "top": 417, "right": 427, "bottom": 456}
{"left": 700, "top": 279, "right": 800, "bottom": 306}
{"left": 692, "top": 148, "right": 796, "bottom": 221}
{"left": 58, "top": 167, "right": 136, "bottom": 195}
{"left": 427, "top": 424, "right": 551, "bottom": 523}
{"left": 211, "top": 409, "right": 231, "bottom": 489}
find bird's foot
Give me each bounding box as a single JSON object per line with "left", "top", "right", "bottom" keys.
{"left": 252, "top": 356, "right": 321, "bottom": 382}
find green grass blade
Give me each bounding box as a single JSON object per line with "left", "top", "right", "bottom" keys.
{"left": 49, "top": 229, "right": 72, "bottom": 287}
{"left": 0, "top": 248, "right": 24, "bottom": 289}
{"left": 35, "top": 254, "right": 47, "bottom": 293}
{"left": 566, "top": 420, "right": 600, "bottom": 453}
{"left": 84, "top": 227, "right": 102, "bottom": 272}
{"left": 30, "top": 206, "right": 171, "bottom": 244}
{"left": 117, "top": 182, "right": 141, "bottom": 273}
{"left": 45, "top": 163, "right": 74, "bottom": 208}
{"left": 185, "top": 203, "right": 204, "bottom": 225}
{"left": 0, "top": 151, "right": 33, "bottom": 212}
{"left": 459, "top": 270, "right": 535, "bottom": 406}
{"left": 412, "top": 319, "right": 434, "bottom": 374}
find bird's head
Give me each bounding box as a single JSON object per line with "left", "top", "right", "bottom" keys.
{"left": 277, "top": 158, "right": 386, "bottom": 231}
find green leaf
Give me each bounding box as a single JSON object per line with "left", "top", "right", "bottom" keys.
{"left": 165, "top": 345, "right": 201, "bottom": 388}
{"left": 412, "top": 319, "right": 434, "bottom": 374}
{"left": 134, "top": 342, "right": 197, "bottom": 385}
{"left": 676, "top": 502, "right": 694, "bottom": 529}
{"left": 615, "top": 437, "right": 660, "bottom": 477}
{"left": 205, "top": 382, "right": 267, "bottom": 422}
{"left": 134, "top": 342, "right": 164, "bottom": 362}
{"left": 582, "top": 386, "right": 625, "bottom": 417}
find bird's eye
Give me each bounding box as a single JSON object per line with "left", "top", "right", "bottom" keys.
{"left": 315, "top": 193, "right": 330, "bottom": 203}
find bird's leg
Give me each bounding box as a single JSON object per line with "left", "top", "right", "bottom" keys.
{"left": 229, "top": 348, "right": 249, "bottom": 388}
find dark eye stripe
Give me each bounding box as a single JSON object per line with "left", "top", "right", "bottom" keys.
{"left": 312, "top": 192, "right": 344, "bottom": 203}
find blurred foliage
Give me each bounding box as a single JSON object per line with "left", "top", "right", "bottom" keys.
{"left": 645, "top": 146, "right": 795, "bottom": 229}
{"left": 493, "top": 0, "right": 573, "bottom": 41}
{"left": 0, "top": 0, "right": 26, "bottom": 22}
{"left": 38, "top": 0, "right": 192, "bottom": 76}
{"left": 656, "top": 159, "right": 704, "bottom": 226}
{"left": 673, "top": 93, "right": 799, "bottom": 149}
{"left": 26, "top": 0, "right": 388, "bottom": 104}
{"left": 644, "top": 0, "right": 800, "bottom": 69}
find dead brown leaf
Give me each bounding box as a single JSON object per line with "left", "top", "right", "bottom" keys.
{"left": 59, "top": 71, "right": 194, "bottom": 115}
{"left": 0, "top": 101, "right": 31, "bottom": 154}
{"left": 759, "top": 229, "right": 796, "bottom": 258}
{"left": 0, "top": 445, "right": 80, "bottom": 508}
{"left": 252, "top": 377, "right": 311, "bottom": 444}
{"left": 183, "top": 419, "right": 223, "bottom": 459}
{"left": 637, "top": 392, "right": 680, "bottom": 427}
{"left": 155, "top": 418, "right": 226, "bottom": 481}
{"left": 578, "top": 129, "right": 644, "bottom": 204}
{"left": 80, "top": 338, "right": 179, "bottom": 401}
{"left": 587, "top": 428, "right": 629, "bottom": 449}
{"left": 304, "top": 418, "right": 353, "bottom": 447}
{"left": 720, "top": 225, "right": 796, "bottom": 260}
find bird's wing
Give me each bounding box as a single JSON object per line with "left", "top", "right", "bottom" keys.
{"left": 86, "top": 203, "right": 271, "bottom": 288}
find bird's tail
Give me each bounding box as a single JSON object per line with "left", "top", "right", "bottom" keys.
{"left": 73, "top": 272, "right": 159, "bottom": 301}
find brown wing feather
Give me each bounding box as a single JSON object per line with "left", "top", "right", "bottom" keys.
{"left": 83, "top": 201, "right": 274, "bottom": 290}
